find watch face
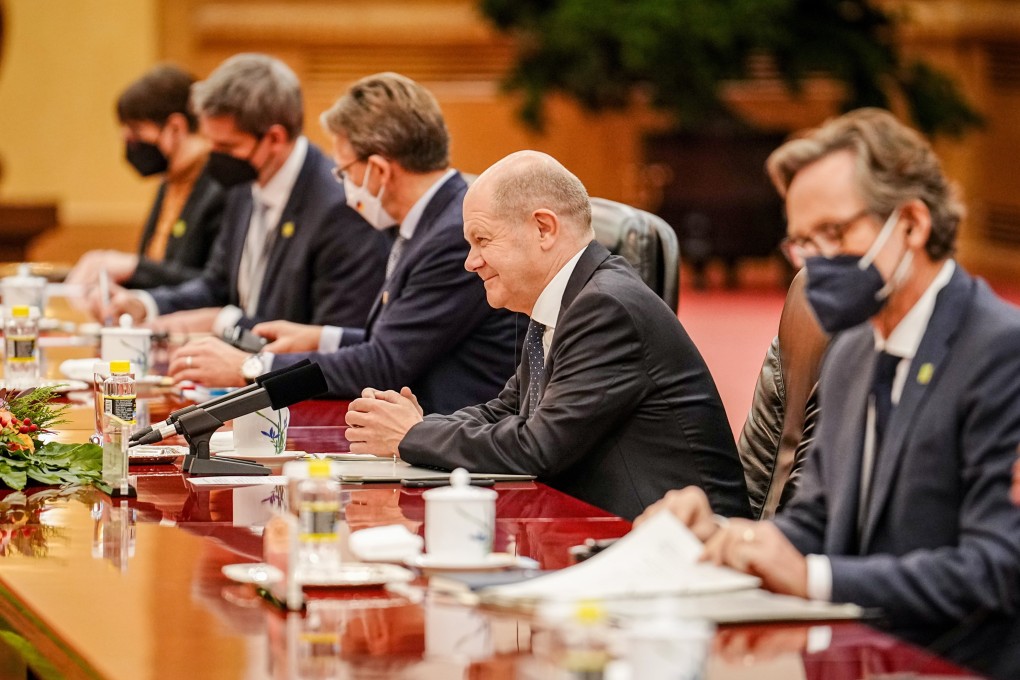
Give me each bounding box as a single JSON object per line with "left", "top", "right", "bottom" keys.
{"left": 242, "top": 356, "right": 262, "bottom": 379}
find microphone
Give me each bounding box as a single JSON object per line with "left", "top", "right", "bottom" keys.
{"left": 132, "top": 362, "right": 327, "bottom": 446}
{"left": 129, "top": 359, "right": 312, "bottom": 442}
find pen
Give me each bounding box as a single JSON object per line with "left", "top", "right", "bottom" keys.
{"left": 400, "top": 478, "right": 496, "bottom": 488}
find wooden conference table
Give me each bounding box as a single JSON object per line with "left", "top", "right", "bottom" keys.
{"left": 0, "top": 393, "right": 984, "bottom": 679}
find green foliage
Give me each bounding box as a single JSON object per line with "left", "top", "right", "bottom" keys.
{"left": 0, "top": 442, "right": 103, "bottom": 491}
{"left": 479, "top": 0, "right": 982, "bottom": 137}
{"left": 0, "top": 386, "right": 102, "bottom": 490}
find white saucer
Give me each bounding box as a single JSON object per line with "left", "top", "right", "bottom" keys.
{"left": 0, "top": 378, "right": 89, "bottom": 393}
{"left": 222, "top": 562, "right": 284, "bottom": 585}
{"left": 405, "top": 553, "right": 538, "bottom": 572}
{"left": 300, "top": 563, "right": 415, "bottom": 588}
{"left": 213, "top": 450, "right": 309, "bottom": 463}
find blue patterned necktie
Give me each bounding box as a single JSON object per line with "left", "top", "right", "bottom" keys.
{"left": 525, "top": 319, "right": 546, "bottom": 417}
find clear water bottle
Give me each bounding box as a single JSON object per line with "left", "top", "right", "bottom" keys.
{"left": 101, "top": 360, "right": 135, "bottom": 494}
{"left": 4, "top": 305, "right": 39, "bottom": 387}
{"left": 296, "top": 459, "right": 342, "bottom": 580}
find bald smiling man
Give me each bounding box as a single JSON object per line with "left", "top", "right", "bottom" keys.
{"left": 345, "top": 151, "right": 750, "bottom": 521}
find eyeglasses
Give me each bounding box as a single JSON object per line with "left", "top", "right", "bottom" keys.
{"left": 330, "top": 158, "right": 362, "bottom": 184}
{"left": 780, "top": 209, "right": 876, "bottom": 267}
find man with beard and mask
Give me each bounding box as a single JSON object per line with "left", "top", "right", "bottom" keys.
{"left": 168, "top": 73, "right": 520, "bottom": 415}
{"left": 67, "top": 64, "right": 226, "bottom": 289}
{"left": 635, "top": 108, "right": 1020, "bottom": 679}
{"left": 89, "top": 54, "right": 388, "bottom": 344}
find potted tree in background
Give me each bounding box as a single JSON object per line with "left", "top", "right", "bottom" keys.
{"left": 479, "top": 0, "right": 981, "bottom": 287}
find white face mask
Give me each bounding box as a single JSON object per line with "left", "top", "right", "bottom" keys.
{"left": 343, "top": 163, "right": 398, "bottom": 230}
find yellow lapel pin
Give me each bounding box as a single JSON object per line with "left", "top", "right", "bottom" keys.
{"left": 171, "top": 220, "right": 187, "bottom": 238}
{"left": 382, "top": 291, "right": 390, "bottom": 305}
{"left": 917, "top": 362, "right": 934, "bottom": 385}
{"left": 281, "top": 221, "right": 296, "bottom": 238}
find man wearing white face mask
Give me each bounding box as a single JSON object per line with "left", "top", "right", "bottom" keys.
{"left": 172, "top": 72, "right": 521, "bottom": 415}
{"left": 635, "top": 108, "right": 1020, "bottom": 679}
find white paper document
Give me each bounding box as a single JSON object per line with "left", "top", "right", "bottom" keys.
{"left": 335, "top": 459, "right": 536, "bottom": 483}
{"left": 186, "top": 475, "right": 289, "bottom": 487}
{"left": 481, "top": 511, "right": 761, "bottom": 605}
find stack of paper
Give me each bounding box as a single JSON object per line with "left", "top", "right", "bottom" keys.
{"left": 476, "top": 512, "right": 863, "bottom": 624}
{"left": 480, "top": 511, "right": 760, "bottom": 606}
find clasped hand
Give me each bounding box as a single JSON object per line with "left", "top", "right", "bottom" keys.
{"left": 635, "top": 487, "right": 808, "bottom": 598}
{"left": 345, "top": 387, "right": 424, "bottom": 457}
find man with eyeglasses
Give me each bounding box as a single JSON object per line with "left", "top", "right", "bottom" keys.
{"left": 90, "top": 53, "right": 388, "bottom": 343}
{"left": 168, "top": 72, "right": 520, "bottom": 415}
{"left": 637, "top": 108, "right": 1020, "bottom": 678}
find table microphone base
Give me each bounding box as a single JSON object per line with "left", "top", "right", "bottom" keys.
{"left": 184, "top": 454, "right": 271, "bottom": 476}
{"left": 182, "top": 427, "right": 271, "bottom": 477}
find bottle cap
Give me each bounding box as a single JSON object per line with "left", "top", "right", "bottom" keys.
{"left": 109, "top": 360, "right": 131, "bottom": 374}
{"left": 10, "top": 306, "right": 29, "bottom": 318}
{"left": 308, "top": 459, "right": 332, "bottom": 478}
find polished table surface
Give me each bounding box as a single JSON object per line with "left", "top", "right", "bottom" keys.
{"left": 0, "top": 393, "right": 985, "bottom": 679}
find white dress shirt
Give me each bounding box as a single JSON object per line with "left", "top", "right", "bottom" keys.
{"left": 806, "top": 259, "right": 956, "bottom": 601}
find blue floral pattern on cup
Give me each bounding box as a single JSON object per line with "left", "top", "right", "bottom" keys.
{"left": 256, "top": 409, "right": 289, "bottom": 455}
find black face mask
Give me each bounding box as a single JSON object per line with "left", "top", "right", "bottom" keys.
{"left": 125, "top": 141, "right": 168, "bottom": 177}
{"left": 207, "top": 151, "right": 260, "bottom": 188}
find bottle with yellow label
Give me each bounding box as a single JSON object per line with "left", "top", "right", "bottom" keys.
{"left": 296, "top": 459, "right": 342, "bottom": 581}
{"left": 4, "top": 305, "right": 39, "bottom": 387}
{"left": 102, "top": 360, "right": 135, "bottom": 494}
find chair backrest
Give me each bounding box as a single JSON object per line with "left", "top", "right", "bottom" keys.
{"left": 590, "top": 197, "right": 680, "bottom": 311}
{"left": 737, "top": 269, "right": 830, "bottom": 519}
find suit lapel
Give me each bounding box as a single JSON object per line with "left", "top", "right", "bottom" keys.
{"left": 540, "top": 241, "right": 611, "bottom": 396}
{"left": 860, "top": 266, "right": 974, "bottom": 551}
{"left": 824, "top": 329, "right": 873, "bottom": 555}
{"left": 364, "top": 173, "right": 466, "bottom": 333}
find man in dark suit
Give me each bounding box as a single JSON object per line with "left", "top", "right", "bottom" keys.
{"left": 91, "top": 54, "right": 388, "bottom": 344}
{"left": 637, "top": 109, "right": 1020, "bottom": 679}
{"left": 167, "top": 73, "right": 519, "bottom": 414}
{"left": 67, "top": 64, "right": 225, "bottom": 289}
{"left": 344, "top": 150, "right": 750, "bottom": 521}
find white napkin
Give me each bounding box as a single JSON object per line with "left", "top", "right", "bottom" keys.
{"left": 349, "top": 525, "right": 424, "bottom": 562}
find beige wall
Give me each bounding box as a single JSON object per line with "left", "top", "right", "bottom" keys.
{"left": 0, "top": 0, "right": 160, "bottom": 250}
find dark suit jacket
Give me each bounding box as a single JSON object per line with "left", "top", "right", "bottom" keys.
{"left": 272, "top": 173, "right": 520, "bottom": 414}
{"left": 125, "top": 164, "right": 226, "bottom": 289}
{"left": 398, "top": 240, "right": 751, "bottom": 521}
{"left": 775, "top": 265, "right": 1020, "bottom": 677}
{"left": 147, "top": 142, "right": 389, "bottom": 328}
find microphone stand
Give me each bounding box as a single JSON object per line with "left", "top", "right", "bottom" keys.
{"left": 178, "top": 409, "right": 271, "bottom": 476}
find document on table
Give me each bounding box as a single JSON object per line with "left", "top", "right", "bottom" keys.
{"left": 480, "top": 511, "right": 760, "bottom": 606}
{"left": 186, "top": 475, "right": 289, "bottom": 487}
{"left": 334, "top": 459, "right": 536, "bottom": 483}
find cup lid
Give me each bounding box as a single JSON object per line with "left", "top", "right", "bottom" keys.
{"left": 422, "top": 467, "right": 497, "bottom": 500}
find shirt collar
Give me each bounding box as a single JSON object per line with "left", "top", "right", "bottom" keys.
{"left": 531, "top": 246, "right": 587, "bottom": 330}
{"left": 252, "top": 136, "right": 308, "bottom": 213}
{"left": 875, "top": 259, "right": 955, "bottom": 358}
{"left": 399, "top": 169, "right": 456, "bottom": 240}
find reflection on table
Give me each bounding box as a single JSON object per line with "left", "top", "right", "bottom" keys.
{"left": 0, "top": 334, "right": 987, "bottom": 679}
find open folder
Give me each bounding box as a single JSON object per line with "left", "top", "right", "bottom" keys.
{"left": 334, "top": 459, "right": 536, "bottom": 483}
{"left": 474, "top": 512, "right": 863, "bottom": 623}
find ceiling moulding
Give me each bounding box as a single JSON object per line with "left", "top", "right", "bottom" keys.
{"left": 192, "top": 1, "right": 506, "bottom": 47}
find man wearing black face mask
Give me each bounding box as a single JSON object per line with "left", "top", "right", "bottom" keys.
{"left": 67, "top": 64, "right": 226, "bottom": 289}
{"left": 89, "top": 54, "right": 388, "bottom": 342}
{"left": 636, "top": 108, "right": 1020, "bottom": 679}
